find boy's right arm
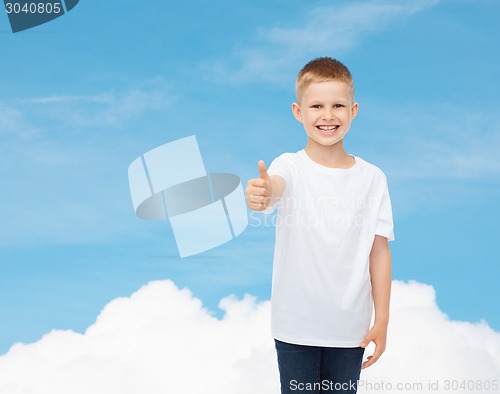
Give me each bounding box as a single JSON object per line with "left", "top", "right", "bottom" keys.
{"left": 246, "top": 160, "right": 285, "bottom": 211}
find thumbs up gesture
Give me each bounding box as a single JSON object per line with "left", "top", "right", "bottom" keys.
{"left": 246, "top": 160, "right": 274, "bottom": 211}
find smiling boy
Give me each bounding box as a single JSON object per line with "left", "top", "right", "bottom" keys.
{"left": 246, "top": 57, "right": 394, "bottom": 393}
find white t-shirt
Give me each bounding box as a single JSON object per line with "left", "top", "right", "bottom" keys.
{"left": 264, "top": 149, "right": 395, "bottom": 347}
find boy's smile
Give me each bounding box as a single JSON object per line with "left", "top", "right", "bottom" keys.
{"left": 317, "top": 124, "right": 339, "bottom": 136}
{"left": 292, "top": 80, "right": 358, "bottom": 149}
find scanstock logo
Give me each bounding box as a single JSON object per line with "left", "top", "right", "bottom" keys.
{"left": 3, "top": 0, "right": 79, "bottom": 33}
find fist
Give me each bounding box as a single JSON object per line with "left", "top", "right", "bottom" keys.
{"left": 246, "top": 160, "right": 273, "bottom": 211}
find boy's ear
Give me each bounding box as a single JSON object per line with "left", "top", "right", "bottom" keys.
{"left": 351, "top": 102, "right": 359, "bottom": 120}
{"left": 292, "top": 102, "right": 303, "bottom": 123}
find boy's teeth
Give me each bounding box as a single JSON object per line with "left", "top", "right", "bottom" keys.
{"left": 318, "top": 125, "right": 337, "bottom": 130}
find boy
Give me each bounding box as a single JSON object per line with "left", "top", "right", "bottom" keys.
{"left": 246, "top": 57, "right": 394, "bottom": 394}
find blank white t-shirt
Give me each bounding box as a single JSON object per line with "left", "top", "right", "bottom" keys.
{"left": 263, "top": 149, "right": 394, "bottom": 347}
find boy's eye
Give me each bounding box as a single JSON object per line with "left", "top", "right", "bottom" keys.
{"left": 334, "top": 104, "right": 345, "bottom": 108}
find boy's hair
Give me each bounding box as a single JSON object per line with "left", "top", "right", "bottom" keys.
{"left": 296, "top": 57, "right": 354, "bottom": 103}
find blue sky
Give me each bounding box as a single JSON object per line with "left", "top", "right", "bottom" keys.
{"left": 0, "top": 0, "right": 499, "bottom": 354}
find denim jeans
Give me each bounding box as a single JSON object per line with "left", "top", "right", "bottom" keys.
{"left": 275, "top": 339, "right": 364, "bottom": 394}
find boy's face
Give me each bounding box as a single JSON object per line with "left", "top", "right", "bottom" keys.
{"left": 292, "top": 80, "right": 358, "bottom": 148}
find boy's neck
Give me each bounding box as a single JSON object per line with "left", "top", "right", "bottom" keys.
{"left": 304, "top": 139, "right": 355, "bottom": 169}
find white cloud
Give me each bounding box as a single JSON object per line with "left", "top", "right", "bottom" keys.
{"left": 363, "top": 103, "right": 500, "bottom": 180}
{"left": 0, "top": 82, "right": 174, "bottom": 247}
{"left": 204, "top": 0, "right": 441, "bottom": 84}
{"left": 19, "top": 82, "right": 173, "bottom": 129}
{"left": 0, "top": 281, "right": 277, "bottom": 394}
{"left": 264, "top": 0, "right": 439, "bottom": 52}
{"left": 0, "top": 101, "right": 39, "bottom": 140}
{"left": 1, "top": 81, "right": 173, "bottom": 142}
{"left": 360, "top": 281, "right": 500, "bottom": 393}
{"left": 0, "top": 279, "right": 498, "bottom": 394}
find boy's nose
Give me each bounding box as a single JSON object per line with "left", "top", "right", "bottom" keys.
{"left": 322, "top": 109, "right": 334, "bottom": 120}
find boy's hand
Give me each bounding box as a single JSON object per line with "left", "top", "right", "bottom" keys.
{"left": 246, "top": 160, "right": 273, "bottom": 211}
{"left": 360, "top": 322, "right": 388, "bottom": 369}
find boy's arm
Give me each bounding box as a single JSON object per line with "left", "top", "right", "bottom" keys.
{"left": 360, "top": 234, "right": 392, "bottom": 369}
{"left": 246, "top": 160, "right": 285, "bottom": 211}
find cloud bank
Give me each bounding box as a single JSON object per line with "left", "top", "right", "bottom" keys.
{"left": 0, "top": 279, "right": 498, "bottom": 394}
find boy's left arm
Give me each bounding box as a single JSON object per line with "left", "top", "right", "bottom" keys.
{"left": 360, "top": 234, "right": 392, "bottom": 369}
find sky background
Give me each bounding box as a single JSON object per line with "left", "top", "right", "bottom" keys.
{"left": 0, "top": 0, "right": 499, "bottom": 369}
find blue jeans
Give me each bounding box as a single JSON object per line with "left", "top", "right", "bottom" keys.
{"left": 275, "top": 339, "right": 364, "bottom": 394}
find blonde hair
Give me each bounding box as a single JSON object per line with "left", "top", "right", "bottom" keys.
{"left": 296, "top": 57, "right": 354, "bottom": 103}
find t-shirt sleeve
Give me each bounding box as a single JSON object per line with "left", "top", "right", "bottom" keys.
{"left": 375, "top": 175, "right": 395, "bottom": 241}
{"left": 262, "top": 154, "right": 291, "bottom": 215}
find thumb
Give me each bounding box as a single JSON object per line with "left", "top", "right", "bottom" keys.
{"left": 360, "top": 333, "right": 373, "bottom": 348}
{"left": 258, "top": 160, "right": 270, "bottom": 180}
